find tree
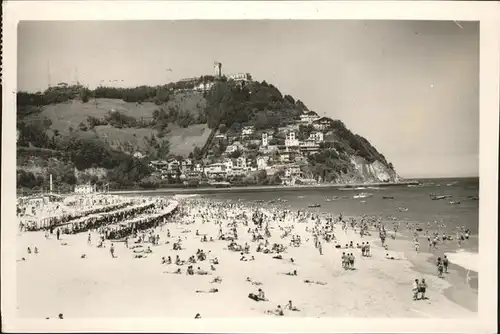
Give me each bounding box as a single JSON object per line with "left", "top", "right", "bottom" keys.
{"left": 229, "top": 150, "right": 242, "bottom": 159}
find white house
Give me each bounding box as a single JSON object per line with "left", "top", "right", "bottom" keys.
{"left": 236, "top": 156, "right": 247, "bottom": 169}
{"left": 75, "top": 184, "right": 95, "bottom": 195}
{"left": 167, "top": 159, "right": 180, "bottom": 171}
{"left": 225, "top": 141, "right": 243, "bottom": 154}
{"left": 228, "top": 73, "right": 252, "bottom": 82}
{"left": 284, "top": 164, "right": 302, "bottom": 178}
{"left": 242, "top": 126, "right": 255, "bottom": 137}
{"left": 312, "top": 117, "right": 333, "bottom": 131}
{"left": 133, "top": 152, "right": 145, "bottom": 159}
{"left": 204, "top": 163, "right": 227, "bottom": 178}
{"left": 300, "top": 111, "right": 320, "bottom": 124}
{"left": 309, "top": 131, "right": 324, "bottom": 143}
{"left": 195, "top": 81, "right": 215, "bottom": 92}
{"left": 261, "top": 132, "right": 274, "bottom": 147}
{"left": 223, "top": 158, "right": 234, "bottom": 170}
{"left": 285, "top": 131, "right": 299, "bottom": 147}
{"left": 194, "top": 163, "right": 203, "bottom": 172}
{"left": 181, "top": 159, "right": 193, "bottom": 171}
{"left": 149, "top": 160, "right": 168, "bottom": 170}
{"left": 257, "top": 156, "right": 269, "bottom": 170}
{"left": 280, "top": 152, "right": 291, "bottom": 163}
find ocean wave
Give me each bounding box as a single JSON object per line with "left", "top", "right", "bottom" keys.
{"left": 444, "top": 250, "right": 479, "bottom": 273}
{"left": 173, "top": 194, "right": 199, "bottom": 199}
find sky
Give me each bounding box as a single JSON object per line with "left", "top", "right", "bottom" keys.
{"left": 17, "top": 20, "right": 479, "bottom": 178}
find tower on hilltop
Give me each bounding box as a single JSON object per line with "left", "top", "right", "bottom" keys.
{"left": 213, "top": 62, "right": 222, "bottom": 78}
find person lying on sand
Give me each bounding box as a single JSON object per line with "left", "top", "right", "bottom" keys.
{"left": 283, "top": 270, "right": 298, "bottom": 276}
{"left": 303, "top": 280, "right": 327, "bottom": 285}
{"left": 272, "top": 254, "right": 283, "bottom": 260}
{"left": 248, "top": 288, "right": 268, "bottom": 301}
{"left": 210, "top": 264, "right": 217, "bottom": 271}
{"left": 134, "top": 254, "right": 147, "bottom": 259}
{"left": 81, "top": 254, "right": 87, "bottom": 259}
{"left": 196, "top": 267, "right": 210, "bottom": 275}
{"left": 385, "top": 253, "right": 400, "bottom": 260}
{"left": 284, "top": 300, "right": 300, "bottom": 311}
{"left": 211, "top": 276, "right": 223, "bottom": 284}
{"left": 164, "top": 268, "right": 182, "bottom": 274}
{"left": 210, "top": 257, "right": 219, "bottom": 265}
{"left": 17, "top": 257, "right": 26, "bottom": 262}
{"left": 196, "top": 288, "right": 219, "bottom": 293}
{"left": 266, "top": 305, "right": 284, "bottom": 316}
{"left": 194, "top": 313, "right": 201, "bottom": 319}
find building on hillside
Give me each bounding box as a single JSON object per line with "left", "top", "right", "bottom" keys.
{"left": 214, "top": 133, "right": 227, "bottom": 141}
{"left": 242, "top": 125, "right": 255, "bottom": 137}
{"left": 149, "top": 160, "right": 168, "bottom": 170}
{"left": 167, "top": 159, "right": 180, "bottom": 172}
{"left": 204, "top": 163, "right": 227, "bottom": 179}
{"left": 133, "top": 151, "right": 145, "bottom": 159}
{"left": 284, "top": 164, "right": 302, "bottom": 178}
{"left": 312, "top": 117, "right": 334, "bottom": 131}
{"left": 300, "top": 111, "right": 321, "bottom": 124}
{"left": 285, "top": 131, "right": 299, "bottom": 148}
{"left": 225, "top": 141, "right": 243, "bottom": 154}
{"left": 194, "top": 163, "right": 203, "bottom": 172}
{"left": 236, "top": 156, "right": 247, "bottom": 169}
{"left": 227, "top": 166, "right": 246, "bottom": 177}
{"left": 74, "top": 184, "right": 95, "bottom": 195}
{"left": 309, "top": 131, "right": 324, "bottom": 143}
{"left": 259, "top": 145, "right": 279, "bottom": 154}
{"left": 261, "top": 132, "right": 273, "bottom": 147}
{"left": 214, "top": 62, "right": 222, "bottom": 78}
{"left": 181, "top": 159, "right": 193, "bottom": 171}
{"left": 257, "top": 156, "right": 269, "bottom": 170}
{"left": 223, "top": 158, "right": 234, "bottom": 170}
{"left": 228, "top": 73, "right": 252, "bottom": 82}
{"left": 299, "top": 140, "right": 320, "bottom": 154}
{"left": 195, "top": 81, "right": 215, "bottom": 92}
{"left": 279, "top": 152, "right": 291, "bottom": 163}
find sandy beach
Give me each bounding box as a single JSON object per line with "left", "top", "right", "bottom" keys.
{"left": 15, "top": 195, "right": 478, "bottom": 319}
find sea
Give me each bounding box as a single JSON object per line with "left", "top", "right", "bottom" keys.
{"left": 199, "top": 177, "right": 480, "bottom": 255}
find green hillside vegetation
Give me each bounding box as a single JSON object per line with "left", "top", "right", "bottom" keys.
{"left": 16, "top": 77, "right": 396, "bottom": 191}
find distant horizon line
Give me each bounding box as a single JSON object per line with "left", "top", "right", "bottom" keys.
{"left": 403, "top": 175, "right": 479, "bottom": 180}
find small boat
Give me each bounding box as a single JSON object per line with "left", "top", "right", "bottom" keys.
{"left": 431, "top": 196, "right": 446, "bottom": 200}
{"left": 360, "top": 200, "right": 367, "bottom": 204}
{"left": 382, "top": 196, "right": 394, "bottom": 200}
{"left": 467, "top": 195, "right": 479, "bottom": 200}
{"left": 449, "top": 201, "right": 461, "bottom": 205}
{"left": 397, "top": 207, "right": 408, "bottom": 212}
{"left": 353, "top": 192, "right": 372, "bottom": 199}
{"left": 308, "top": 204, "right": 321, "bottom": 208}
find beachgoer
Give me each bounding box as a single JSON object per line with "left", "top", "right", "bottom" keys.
{"left": 419, "top": 279, "right": 427, "bottom": 300}
{"left": 412, "top": 279, "right": 419, "bottom": 300}
{"left": 443, "top": 255, "right": 449, "bottom": 273}
{"left": 110, "top": 243, "right": 115, "bottom": 258}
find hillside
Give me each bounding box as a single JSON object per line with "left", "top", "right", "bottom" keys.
{"left": 16, "top": 78, "right": 400, "bottom": 192}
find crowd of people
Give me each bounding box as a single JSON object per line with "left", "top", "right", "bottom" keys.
{"left": 19, "top": 193, "right": 469, "bottom": 317}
